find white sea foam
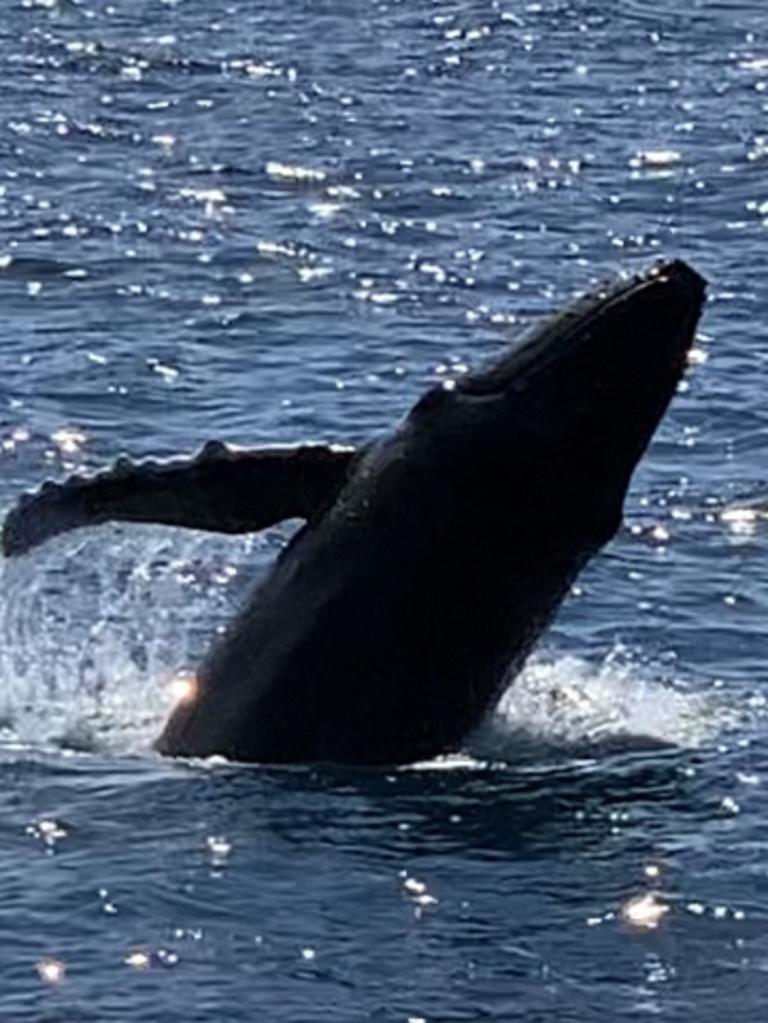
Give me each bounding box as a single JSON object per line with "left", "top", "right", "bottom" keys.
{"left": 0, "top": 537, "right": 740, "bottom": 764}
{"left": 0, "top": 529, "right": 254, "bottom": 758}
{"left": 472, "top": 651, "right": 735, "bottom": 762}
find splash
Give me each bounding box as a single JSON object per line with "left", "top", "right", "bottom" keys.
{"left": 0, "top": 531, "right": 737, "bottom": 765}
{"left": 0, "top": 527, "right": 261, "bottom": 758}
{"left": 471, "top": 650, "right": 733, "bottom": 762}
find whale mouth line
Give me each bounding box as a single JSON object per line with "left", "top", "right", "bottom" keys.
{"left": 456, "top": 259, "right": 705, "bottom": 399}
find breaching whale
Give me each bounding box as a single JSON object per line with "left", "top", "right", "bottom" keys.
{"left": 2, "top": 260, "right": 706, "bottom": 765}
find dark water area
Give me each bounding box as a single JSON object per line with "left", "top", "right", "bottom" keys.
{"left": 1, "top": 0, "right": 768, "bottom": 1019}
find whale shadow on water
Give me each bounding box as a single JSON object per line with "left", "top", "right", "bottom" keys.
{"left": 133, "top": 744, "right": 702, "bottom": 863}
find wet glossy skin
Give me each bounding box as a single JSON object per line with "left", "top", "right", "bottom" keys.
{"left": 155, "top": 261, "right": 706, "bottom": 764}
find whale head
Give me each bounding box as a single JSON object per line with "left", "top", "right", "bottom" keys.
{"left": 403, "top": 259, "right": 707, "bottom": 545}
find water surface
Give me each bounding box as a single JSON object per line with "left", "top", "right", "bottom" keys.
{"left": 2, "top": 0, "right": 768, "bottom": 1019}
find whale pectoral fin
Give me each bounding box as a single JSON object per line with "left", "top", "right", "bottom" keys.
{"left": 2, "top": 442, "right": 357, "bottom": 556}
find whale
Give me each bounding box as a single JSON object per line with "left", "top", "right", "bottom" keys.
{"left": 2, "top": 260, "right": 706, "bottom": 764}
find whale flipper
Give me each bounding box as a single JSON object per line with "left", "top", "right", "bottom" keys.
{"left": 2, "top": 442, "right": 357, "bottom": 556}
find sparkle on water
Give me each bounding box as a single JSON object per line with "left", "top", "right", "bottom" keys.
{"left": 36, "top": 958, "right": 66, "bottom": 986}
{"left": 622, "top": 893, "right": 670, "bottom": 930}
{"left": 167, "top": 671, "right": 197, "bottom": 707}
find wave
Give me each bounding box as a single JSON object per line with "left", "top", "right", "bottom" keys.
{"left": 0, "top": 533, "right": 742, "bottom": 766}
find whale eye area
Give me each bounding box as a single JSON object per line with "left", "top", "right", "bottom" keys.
{"left": 455, "top": 372, "right": 507, "bottom": 397}
{"left": 411, "top": 383, "right": 456, "bottom": 415}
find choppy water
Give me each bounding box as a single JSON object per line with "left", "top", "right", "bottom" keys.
{"left": 2, "top": 0, "right": 768, "bottom": 1019}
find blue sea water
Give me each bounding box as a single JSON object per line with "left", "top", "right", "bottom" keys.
{"left": 1, "top": 0, "right": 768, "bottom": 1018}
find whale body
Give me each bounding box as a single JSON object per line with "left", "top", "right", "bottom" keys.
{"left": 3, "top": 260, "right": 706, "bottom": 764}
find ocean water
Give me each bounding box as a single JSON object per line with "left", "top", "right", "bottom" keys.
{"left": 1, "top": 0, "right": 768, "bottom": 1018}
